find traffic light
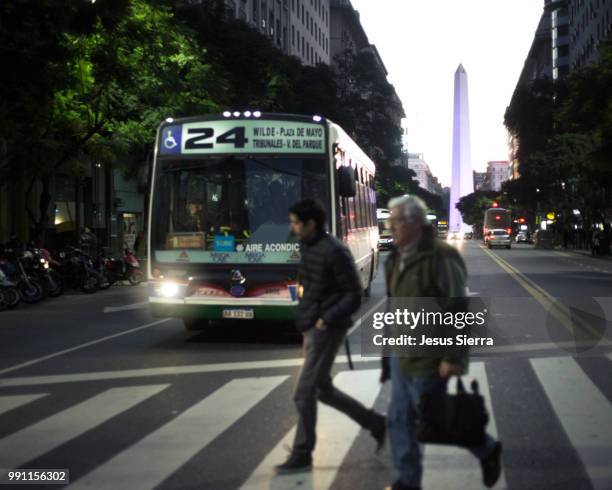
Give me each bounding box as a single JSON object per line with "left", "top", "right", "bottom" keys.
{"left": 492, "top": 201, "right": 499, "bottom": 208}
{"left": 518, "top": 217, "right": 526, "bottom": 224}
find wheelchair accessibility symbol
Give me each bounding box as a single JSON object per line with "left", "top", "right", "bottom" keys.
{"left": 164, "top": 130, "right": 178, "bottom": 149}
{"left": 160, "top": 125, "right": 182, "bottom": 154}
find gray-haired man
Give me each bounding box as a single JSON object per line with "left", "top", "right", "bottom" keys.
{"left": 383, "top": 195, "right": 502, "bottom": 490}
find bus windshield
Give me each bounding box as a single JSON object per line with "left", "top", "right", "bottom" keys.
{"left": 151, "top": 156, "right": 329, "bottom": 264}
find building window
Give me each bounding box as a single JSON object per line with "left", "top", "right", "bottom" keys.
{"left": 292, "top": 25, "right": 295, "bottom": 45}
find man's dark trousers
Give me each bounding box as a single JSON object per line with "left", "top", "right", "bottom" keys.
{"left": 292, "top": 326, "right": 380, "bottom": 455}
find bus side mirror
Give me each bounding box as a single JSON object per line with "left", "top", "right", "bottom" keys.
{"left": 338, "top": 166, "right": 356, "bottom": 197}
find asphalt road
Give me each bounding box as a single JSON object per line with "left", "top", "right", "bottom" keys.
{"left": 0, "top": 240, "right": 611, "bottom": 490}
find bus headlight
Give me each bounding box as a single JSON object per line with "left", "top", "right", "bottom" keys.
{"left": 160, "top": 282, "right": 180, "bottom": 298}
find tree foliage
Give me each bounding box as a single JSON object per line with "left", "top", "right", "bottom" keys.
{"left": 456, "top": 190, "right": 500, "bottom": 233}
{"left": 1, "top": 0, "right": 419, "bottom": 244}
{"left": 503, "top": 42, "right": 612, "bottom": 230}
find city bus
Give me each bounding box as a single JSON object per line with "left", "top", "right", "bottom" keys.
{"left": 483, "top": 207, "right": 512, "bottom": 244}
{"left": 147, "top": 112, "right": 379, "bottom": 329}
{"left": 376, "top": 208, "right": 392, "bottom": 250}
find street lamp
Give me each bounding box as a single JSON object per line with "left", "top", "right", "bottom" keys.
{"left": 536, "top": 188, "right": 541, "bottom": 229}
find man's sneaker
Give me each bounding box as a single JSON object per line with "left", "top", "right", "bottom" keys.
{"left": 371, "top": 414, "right": 386, "bottom": 454}
{"left": 274, "top": 452, "right": 312, "bottom": 474}
{"left": 383, "top": 481, "right": 421, "bottom": 490}
{"left": 480, "top": 441, "right": 503, "bottom": 488}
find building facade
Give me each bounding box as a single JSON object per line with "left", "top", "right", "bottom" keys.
{"left": 329, "top": 0, "right": 368, "bottom": 61}
{"left": 224, "top": 0, "right": 331, "bottom": 65}
{"left": 568, "top": 0, "right": 612, "bottom": 69}
{"left": 406, "top": 154, "right": 443, "bottom": 196}
{"left": 473, "top": 171, "right": 487, "bottom": 191}
{"left": 484, "top": 161, "right": 510, "bottom": 192}
{"left": 549, "top": 0, "right": 571, "bottom": 80}
{"left": 508, "top": 0, "right": 611, "bottom": 179}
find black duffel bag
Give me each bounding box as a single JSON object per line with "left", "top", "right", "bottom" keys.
{"left": 416, "top": 377, "right": 489, "bottom": 447}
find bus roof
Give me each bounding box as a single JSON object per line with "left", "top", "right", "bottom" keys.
{"left": 158, "top": 112, "right": 326, "bottom": 127}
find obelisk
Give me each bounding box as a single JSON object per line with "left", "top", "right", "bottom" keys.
{"left": 449, "top": 64, "right": 474, "bottom": 233}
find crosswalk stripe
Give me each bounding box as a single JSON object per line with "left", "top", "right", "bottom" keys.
{"left": 0, "top": 385, "right": 168, "bottom": 470}
{"left": 0, "top": 394, "right": 47, "bottom": 416}
{"left": 422, "top": 362, "right": 507, "bottom": 489}
{"left": 531, "top": 357, "right": 612, "bottom": 490}
{"left": 69, "top": 376, "right": 288, "bottom": 490}
{"left": 240, "top": 369, "right": 381, "bottom": 490}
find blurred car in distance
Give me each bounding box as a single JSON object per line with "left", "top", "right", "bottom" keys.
{"left": 486, "top": 229, "right": 511, "bottom": 249}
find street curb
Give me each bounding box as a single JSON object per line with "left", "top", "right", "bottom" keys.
{"left": 554, "top": 247, "right": 612, "bottom": 261}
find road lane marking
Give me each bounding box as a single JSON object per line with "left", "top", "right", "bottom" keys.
{"left": 3, "top": 338, "right": 612, "bottom": 388}
{"left": 0, "top": 357, "right": 377, "bottom": 387}
{"left": 531, "top": 357, "right": 612, "bottom": 490}
{"left": 69, "top": 376, "right": 288, "bottom": 490}
{"left": 423, "top": 362, "right": 507, "bottom": 489}
{"left": 240, "top": 369, "right": 381, "bottom": 490}
{"left": 104, "top": 302, "right": 149, "bottom": 313}
{"left": 0, "top": 318, "right": 172, "bottom": 377}
{"left": 348, "top": 296, "right": 387, "bottom": 336}
{"left": 479, "top": 246, "right": 602, "bottom": 340}
{"left": 0, "top": 385, "right": 168, "bottom": 470}
{"left": 0, "top": 394, "right": 47, "bottom": 416}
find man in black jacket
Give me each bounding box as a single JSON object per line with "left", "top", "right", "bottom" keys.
{"left": 275, "top": 199, "right": 386, "bottom": 473}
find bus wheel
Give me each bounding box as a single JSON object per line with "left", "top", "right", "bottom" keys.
{"left": 183, "top": 318, "right": 209, "bottom": 331}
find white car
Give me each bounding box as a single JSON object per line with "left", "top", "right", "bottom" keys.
{"left": 486, "top": 229, "right": 511, "bottom": 249}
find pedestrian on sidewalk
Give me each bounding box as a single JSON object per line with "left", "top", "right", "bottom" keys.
{"left": 382, "top": 195, "right": 502, "bottom": 490}
{"left": 275, "top": 198, "right": 386, "bottom": 473}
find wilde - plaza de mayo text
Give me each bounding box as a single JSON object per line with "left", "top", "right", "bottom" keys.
{"left": 371, "top": 309, "right": 494, "bottom": 347}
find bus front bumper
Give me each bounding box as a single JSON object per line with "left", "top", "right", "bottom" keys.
{"left": 149, "top": 298, "right": 296, "bottom": 321}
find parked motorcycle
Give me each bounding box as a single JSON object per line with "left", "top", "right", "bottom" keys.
{"left": 0, "top": 266, "right": 21, "bottom": 310}
{"left": 25, "top": 246, "right": 64, "bottom": 297}
{"left": 55, "top": 246, "right": 100, "bottom": 294}
{"left": 101, "top": 245, "right": 144, "bottom": 286}
{"left": 0, "top": 249, "right": 44, "bottom": 304}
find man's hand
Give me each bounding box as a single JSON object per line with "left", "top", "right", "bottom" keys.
{"left": 439, "top": 361, "right": 462, "bottom": 378}
{"left": 315, "top": 318, "right": 327, "bottom": 331}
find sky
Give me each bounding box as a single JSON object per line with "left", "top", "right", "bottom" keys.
{"left": 349, "top": 0, "right": 545, "bottom": 187}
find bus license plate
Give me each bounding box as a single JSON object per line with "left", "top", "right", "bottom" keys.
{"left": 222, "top": 308, "right": 254, "bottom": 320}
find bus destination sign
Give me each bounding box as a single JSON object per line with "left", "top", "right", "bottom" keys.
{"left": 159, "top": 120, "right": 326, "bottom": 156}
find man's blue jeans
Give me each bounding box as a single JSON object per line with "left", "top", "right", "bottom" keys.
{"left": 388, "top": 357, "right": 497, "bottom": 487}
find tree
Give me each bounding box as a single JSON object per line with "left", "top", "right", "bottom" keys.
{"left": 1, "top": 0, "right": 217, "bottom": 244}
{"left": 504, "top": 43, "right": 612, "bottom": 238}
{"left": 504, "top": 77, "right": 556, "bottom": 173}
{"left": 456, "top": 190, "right": 500, "bottom": 233}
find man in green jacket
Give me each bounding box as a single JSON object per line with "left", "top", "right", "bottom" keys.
{"left": 383, "top": 195, "right": 502, "bottom": 490}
